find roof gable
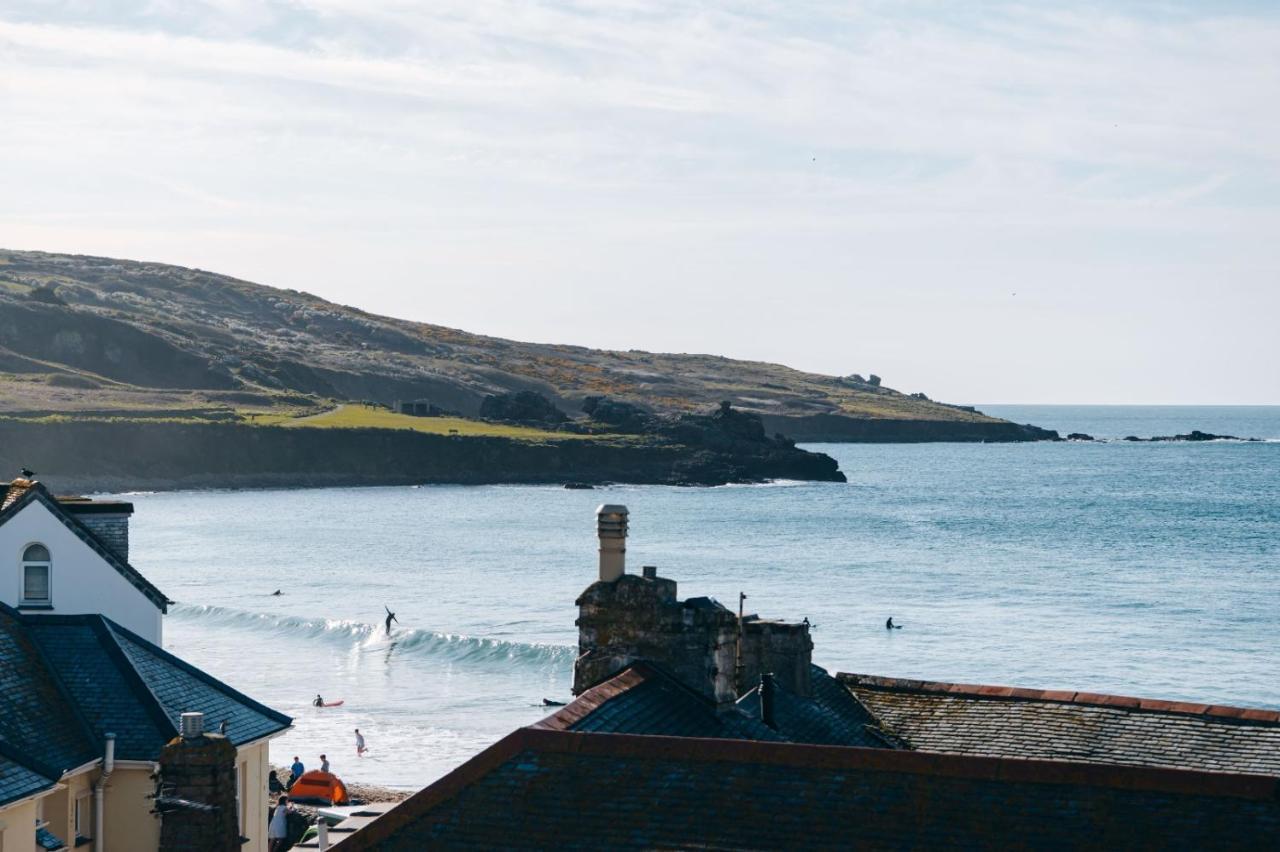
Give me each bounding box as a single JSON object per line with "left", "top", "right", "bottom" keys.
{"left": 841, "top": 673, "right": 1280, "bottom": 777}
{"left": 0, "top": 482, "right": 168, "bottom": 613}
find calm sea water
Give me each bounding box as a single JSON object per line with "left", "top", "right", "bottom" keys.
{"left": 118, "top": 405, "right": 1280, "bottom": 789}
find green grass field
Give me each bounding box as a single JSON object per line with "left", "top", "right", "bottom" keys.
{"left": 272, "top": 404, "right": 605, "bottom": 441}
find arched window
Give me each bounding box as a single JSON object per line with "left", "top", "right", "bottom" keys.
{"left": 22, "top": 543, "right": 51, "bottom": 605}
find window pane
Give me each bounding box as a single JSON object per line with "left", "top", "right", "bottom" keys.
{"left": 23, "top": 543, "right": 50, "bottom": 562}
{"left": 24, "top": 564, "right": 49, "bottom": 600}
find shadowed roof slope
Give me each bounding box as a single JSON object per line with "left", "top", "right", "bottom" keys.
{"left": 534, "top": 662, "right": 784, "bottom": 741}
{"left": 736, "top": 664, "right": 893, "bottom": 748}
{"left": 841, "top": 673, "right": 1280, "bottom": 776}
{"left": 339, "top": 728, "right": 1280, "bottom": 851}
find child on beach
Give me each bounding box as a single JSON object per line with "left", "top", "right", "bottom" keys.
{"left": 320, "top": 754, "right": 330, "bottom": 773}
{"left": 355, "top": 728, "right": 366, "bottom": 756}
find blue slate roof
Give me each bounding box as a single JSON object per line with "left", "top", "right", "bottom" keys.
{"left": 540, "top": 661, "right": 892, "bottom": 750}
{"left": 557, "top": 663, "right": 784, "bottom": 741}
{"left": 0, "top": 753, "right": 57, "bottom": 809}
{"left": 0, "top": 601, "right": 290, "bottom": 802}
{"left": 736, "top": 664, "right": 892, "bottom": 748}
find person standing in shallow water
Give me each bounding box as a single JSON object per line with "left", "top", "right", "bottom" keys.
{"left": 355, "top": 728, "right": 366, "bottom": 756}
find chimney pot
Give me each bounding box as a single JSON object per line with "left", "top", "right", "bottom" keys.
{"left": 642, "top": 565, "right": 657, "bottom": 580}
{"left": 596, "top": 505, "right": 628, "bottom": 582}
{"left": 180, "top": 712, "right": 204, "bottom": 740}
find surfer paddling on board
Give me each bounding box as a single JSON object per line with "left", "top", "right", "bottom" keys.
{"left": 384, "top": 605, "right": 399, "bottom": 636}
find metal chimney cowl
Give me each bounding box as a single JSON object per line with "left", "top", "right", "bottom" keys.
{"left": 181, "top": 712, "right": 205, "bottom": 740}
{"left": 596, "top": 504, "right": 628, "bottom": 582}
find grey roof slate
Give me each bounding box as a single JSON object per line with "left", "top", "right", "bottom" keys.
{"left": 736, "top": 665, "right": 892, "bottom": 748}
{"left": 0, "top": 602, "right": 290, "bottom": 782}
{"left": 108, "top": 622, "right": 291, "bottom": 746}
{"left": 0, "top": 754, "right": 57, "bottom": 808}
{"left": 339, "top": 728, "right": 1280, "bottom": 851}
{"left": 0, "top": 608, "right": 96, "bottom": 775}
{"left": 842, "top": 672, "right": 1280, "bottom": 777}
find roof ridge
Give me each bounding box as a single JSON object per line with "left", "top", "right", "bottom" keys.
{"left": 837, "top": 672, "right": 1280, "bottom": 725}
{"left": 11, "top": 610, "right": 103, "bottom": 768}
{"left": 337, "top": 728, "right": 1280, "bottom": 849}
{"left": 531, "top": 664, "right": 662, "bottom": 732}
{"left": 103, "top": 617, "right": 293, "bottom": 728}
{"left": 87, "top": 616, "right": 179, "bottom": 741}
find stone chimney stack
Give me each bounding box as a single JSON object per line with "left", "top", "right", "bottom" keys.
{"left": 155, "top": 711, "right": 241, "bottom": 852}
{"left": 596, "top": 505, "right": 628, "bottom": 582}
{"left": 63, "top": 500, "right": 133, "bottom": 563}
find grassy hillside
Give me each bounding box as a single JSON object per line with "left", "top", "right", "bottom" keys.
{"left": 0, "top": 249, "right": 1020, "bottom": 440}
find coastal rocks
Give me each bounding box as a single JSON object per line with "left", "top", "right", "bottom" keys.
{"left": 1066, "top": 433, "right": 1095, "bottom": 441}
{"left": 582, "top": 396, "right": 655, "bottom": 433}
{"left": 478, "top": 390, "right": 569, "bottom": 425}
{"left": 1123, "top": 430, "right": 1260, "bottom": 443}
{"left": 759, "top": 413, "right": 1061, "bottom": 444}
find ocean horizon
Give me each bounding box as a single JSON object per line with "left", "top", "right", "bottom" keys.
{"left": 118, "top": 404, "right": 1279, "bottom": 789}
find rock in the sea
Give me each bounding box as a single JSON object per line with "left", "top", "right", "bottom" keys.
{"left": 1124, "top": 430, "right": 1258, "bottom": 443}
{"left": 1066, "top": 433, "right": 1095, "bottom": 441}
{"left": 479, "top": 390, "right": 569, "bottom": 425}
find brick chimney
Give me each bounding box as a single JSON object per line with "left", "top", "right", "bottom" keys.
{"left": 596, "top": 505, "right": 628, "bottom": 582}
{"left": 155, "top": 712, "right": 241, "bottom": 852}
{"left": 62, "top": 499, "right": 133, "bottom": 562}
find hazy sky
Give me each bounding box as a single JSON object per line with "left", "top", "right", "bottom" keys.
{"left": 2, "top": 2, "right": 1277, "bottom": 404}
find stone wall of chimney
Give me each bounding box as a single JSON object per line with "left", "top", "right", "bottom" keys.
{"left": 73, "top": 513, "right": 130, "bottom": 563}
{"left": 156, "top": 732, "right": 241, "bottom": 852}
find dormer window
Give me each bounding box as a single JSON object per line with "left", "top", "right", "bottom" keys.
{"left": 22, "top": 543, "right": 51, "bottom": 605}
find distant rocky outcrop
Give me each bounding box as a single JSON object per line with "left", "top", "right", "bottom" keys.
{"left": 1123, "top": 430, "right": 1259, "bottom": 443}
{"left": 1066, "top": 433, "right": 1095, "bottom": 441}
{"left": 478, "top": 390, "right": 569, "bottom": 426}
{"left": 582, "top": 396, "right": 656, "bottom": 433}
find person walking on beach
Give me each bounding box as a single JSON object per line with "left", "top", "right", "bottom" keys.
{"left": 384, "top": 605, "right": 399, "bottom": 636}
{"left": 355, "top": 728, "right": 366, "bottom": 756}
{"left": 320, "top": 754, "right": 330, "bottom": 773}
{"left": 288, "top": 756, "right": 304, "bottom": 788}
{"left": 268, "top": 795, "right": 291, "bottom": 852}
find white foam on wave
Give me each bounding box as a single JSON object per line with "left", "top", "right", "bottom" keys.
{"left": 171, "top": 602, "right": 573, "bottom": 667}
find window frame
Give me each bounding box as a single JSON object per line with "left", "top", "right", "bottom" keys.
{"left": 20, "top": 542, "right": 52, "bottom": 607}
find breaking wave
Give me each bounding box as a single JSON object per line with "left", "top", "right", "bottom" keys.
{"left": 171, "top": 603, "right": 572, "bottom": 668}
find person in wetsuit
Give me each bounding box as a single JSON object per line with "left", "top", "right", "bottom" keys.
{"left": 885, "top": 617, "right": 902, "bottom": 630}
{"left": 384, "top": 605, "right": 399, "bottom": 635}
{"left": 313, "top": 694, "right": 324, "bottom": 707}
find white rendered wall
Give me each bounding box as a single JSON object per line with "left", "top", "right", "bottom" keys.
{"left": 0, "top": 500, "right": 162, "bottom": 644}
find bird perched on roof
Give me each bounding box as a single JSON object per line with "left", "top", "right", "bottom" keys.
{"left": 20, "top": 467, "right": 35, "bottom": 479}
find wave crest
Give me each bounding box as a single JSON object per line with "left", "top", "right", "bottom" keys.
{"left": 171, "top": 603, "right": 572, "bottom": 667}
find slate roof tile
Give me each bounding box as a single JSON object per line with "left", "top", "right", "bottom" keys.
{"left": 338, "top": 729, "right": 1280, "bottom": 850}
{"left": 841, "top": 672, "right": 1280, "bottom": 777}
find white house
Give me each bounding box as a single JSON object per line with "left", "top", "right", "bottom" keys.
{"left": 0, "top": 476, "right": 167, "bottom": 645}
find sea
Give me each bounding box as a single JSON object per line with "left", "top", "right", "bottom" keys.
{"left": 116, "top": 405, "right": 1280, "bottom": 789}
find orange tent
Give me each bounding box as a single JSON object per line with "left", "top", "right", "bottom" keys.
{"left": 288, "top": 770, "right": 350, "bottom": 805}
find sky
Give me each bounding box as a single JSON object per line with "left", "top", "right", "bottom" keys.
{"left": 1, "top": 1, "right": 1277, "bottom": 404}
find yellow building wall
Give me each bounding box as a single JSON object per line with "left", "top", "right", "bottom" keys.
{"left": 102, "top": 766, "right": 160, "bottom": 852}
{"left": 0, "top": 741, "right": 276, "bottom": 852}
{"left": 0, "top": 797, "right": 43, "bottom": 852}
{"left": 237, "top": 741, "right": 271, "bottom": 852}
